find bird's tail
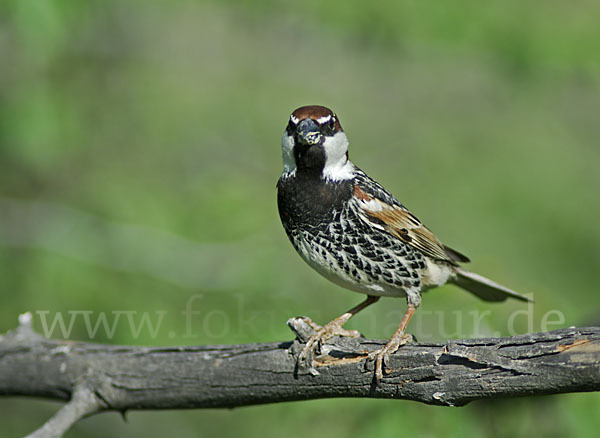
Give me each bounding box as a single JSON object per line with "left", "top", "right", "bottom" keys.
{"left": 452, "top": 267, "right": 532, "bottom": 302}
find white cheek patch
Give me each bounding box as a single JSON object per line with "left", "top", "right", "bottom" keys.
{"left": 281, "top": 132, "right": 296, "bottom": 176}
{"left": 321, "top": 132, "right": 354, "bottom": 181}
{"left": 323, "top": 161, "right": 354, "bottom": 181}
{"left": 290, "top": 115, "right": 299, "bottom": 124}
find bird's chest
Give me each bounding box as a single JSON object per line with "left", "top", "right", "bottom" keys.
{"left": 277, "top": 175, "right": 352, "bottom": 230}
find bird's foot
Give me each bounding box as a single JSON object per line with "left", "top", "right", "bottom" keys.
{"left": 296, "top": 318, "right": 361, "bottom": 375}
{"left": 295, "top": 316, "right": 323, "bottom": 334}
{"left": 367, "top": 332, "right": 413, "bottom": 381}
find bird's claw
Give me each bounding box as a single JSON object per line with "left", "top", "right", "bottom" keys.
{"left": 296, "top": 320, "right": 362, "bottom": 375}
{"left": 296, "top": 316, "right": 323, "bottom": 333}
{"left": 366, "top": 333, "right": 413, "bottom": 380}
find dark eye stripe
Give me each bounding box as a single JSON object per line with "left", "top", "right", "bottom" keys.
{"left": 286, "top": 121, "right": 295, "bottom": 135}
{"left": 320, "top": 118, "right": 337, "bottom": 136}
{"left": 285, "top": 112, "right": 340, "bottom": 137}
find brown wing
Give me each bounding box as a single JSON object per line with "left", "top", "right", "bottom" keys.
{"left": 353, "top": 185, "right": 468, "bottom": 265}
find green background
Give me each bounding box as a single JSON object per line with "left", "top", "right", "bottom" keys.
{"left": 1, "top": 1, "right": 599, "bottom": 436}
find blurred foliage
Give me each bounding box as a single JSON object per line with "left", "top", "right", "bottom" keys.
{"left": 1, "top": 0, "right": 599, "bottom": 437}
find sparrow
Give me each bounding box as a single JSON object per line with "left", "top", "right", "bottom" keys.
{"left": 276, "top": 105, "right": 531, "bottom": 380}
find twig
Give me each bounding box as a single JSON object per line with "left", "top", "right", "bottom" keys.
{"left": 27, "top": 383, "right": 102, "bottom": 438}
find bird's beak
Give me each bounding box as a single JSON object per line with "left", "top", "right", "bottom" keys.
{"left": 296, "top": 119, "right": 321, "bottom": 146}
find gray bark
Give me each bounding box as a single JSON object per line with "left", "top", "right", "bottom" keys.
{"left": 1, "top": 314, "right": 599, "bottom": 436}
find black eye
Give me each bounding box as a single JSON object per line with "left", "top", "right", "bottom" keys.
{"left": 286, "top": 121, "right": 296, "bottom": 135}
{"left": 322, "top": 118, "right": 336, "bottom": 135}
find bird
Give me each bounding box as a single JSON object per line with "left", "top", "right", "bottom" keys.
{"left": 276, "top": 105, "right": 531, "bottom": 380}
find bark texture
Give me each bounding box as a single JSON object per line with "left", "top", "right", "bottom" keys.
{"left": 1, "top": 315, "right": 599, "bottom": 436}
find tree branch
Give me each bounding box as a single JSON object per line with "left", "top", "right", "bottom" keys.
{"left": 1, "top": 313, "right": 599, "bottom": 436}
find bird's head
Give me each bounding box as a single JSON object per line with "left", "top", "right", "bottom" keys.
{"left": 281, "top": 105, "right": 354, "bottom": 181}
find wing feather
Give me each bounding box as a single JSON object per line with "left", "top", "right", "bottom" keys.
{"left": 353, "top": 185, "right": 465, "bottom": 265}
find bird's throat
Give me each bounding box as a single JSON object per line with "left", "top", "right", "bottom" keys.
{"left": 294, "top": 144, "right": 326, "bottom": 179}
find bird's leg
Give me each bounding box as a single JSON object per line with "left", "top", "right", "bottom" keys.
{"left": 297, "top": 295, "right": 380, "bottom": 375}
{"left": 368, "top": 304, "right": 417, "bottom": 380}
